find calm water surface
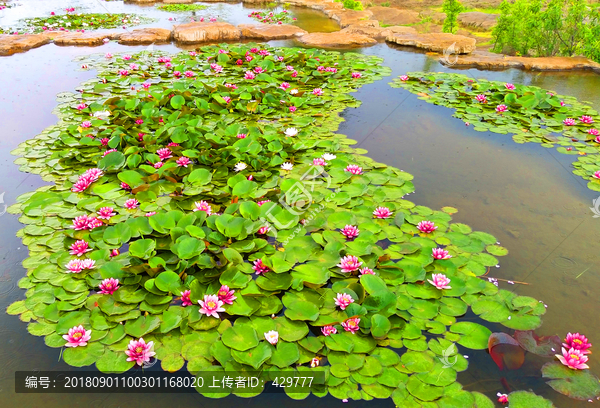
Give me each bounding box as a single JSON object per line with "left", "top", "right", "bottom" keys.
{"left": 1, "top": 39, "right": 600, "bottom": 407}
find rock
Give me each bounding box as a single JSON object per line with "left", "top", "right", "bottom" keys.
{"left": 367, "top": 7, "right": 420, "bottom": 25}
{"left": 0, "top": 33, "right": 52, "bottom": 56}
{"left": 164, "top": 0, "right": 193, "bottom": 3}
{"left": 238, "top": 24, "right": 307, "bottom": 40}
{"left": 298, "top": 31, "right": 377, "bottom": 47}
{"left": 172, "top": 22, "right": 241, "bottom": 44}
{"left": 386, "top": 32, "right": 477, "bottom": 54}
{"left": 119, "top": 28, "right": 172, "bottom": 45}
{"left": 332, "top": 9, "right": 374, "bottom": 28}
{"left": 54, "top": 32, "right": 121, "bottom": 46}
{"left": 341, "top": 25, "right": 388, "bottom": 40}
{"left": 450, "top": 50, "right": 600, "bottom": 73}
{"left": 124, "top": 0, "right": 155, "bottom": 3}
{"left": 457, "top": 12, "right": 498, "bottom": 30}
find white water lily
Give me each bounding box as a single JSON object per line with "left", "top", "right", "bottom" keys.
{"left": 264, "top": 330, "right": 279, "bottom": 345}
{"left": 234, "top": 162, "right": 247, "bottom": 172}
{"left": 284, "top": 127, "right": 298, "bottom": 137}
{"left": 93, "top": 111, "right": 111, "bottom": 120}
{"left": 322, "top": 153, "right": 336, "bottom": 161}
{"left": 290, "top": 89, "right": 298, "bottom": 95}
{"left": 281, "top": 162, "right": 294, "bottom": 171}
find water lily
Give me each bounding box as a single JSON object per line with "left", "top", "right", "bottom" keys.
{"left": 198, "top": 294, "right": 226, "bottom": 318}
{"left": 334, "top": 293, "right": 354, "bottom": 310}
{"left": 69, "top": 240, "right": 91, "bottom": 256}
{"left": 66, "top": 259, "right": 84, "bottom": 273}
{"left": 359, "top": 267, "right": 375, "bottom": 275}
{"left": 322, "top": 153, "right": 336, "bottom": 161}
{"left": 428, "top": 273, "right": 452, "bottom": 289}
{"left": 99, "top": 278, "right": 119, "bottom": 295}
{"left": 289, "top": 106, "right": 297, "bottom": 112}
{"left": 129, "top": 64, "right": 139, "bottom": 71}
{"left": 234, "top": 162, "right": 247, "bottom": 172}
{"left": 345, "top": 164, "right": 363, "bottom": 175}
{"left": 258, "top": 226, "right": 270, "bottom": 235}
{"left": 236, "top": 133, "right": 247, "bottom": 139}
{"left": 253, "top": 259, "right": 270, "bottom": 275}
{"left": 284, "top": 127, "right": 298, "bottom": 137}
{"left": 257, "top": 200, "right": 271, "bottom": 206}
{"left": 373, "top": 206, "right": 393, "bottom": 219}
{"left": 76, "top": 103, "right": 87, "bottom": 111}
{"left": 71, "top": 215, "right": 102, "bottom": 231}
{"left": 321, "top": 326, "right": 337, "bottom": 336}
{"left": 156, "top": 147, "right": 172, "bottom": 160}
{"left": 340, "top": 225, "right": 359, "bottom": 239}
{"left": 556, "top": 347, "right": 589, "bottom": 370}
{"left": 121, "top": 182, "right": 131, "bottom": 191}
{"left": 81, "top": 121, "right": 92, "bottom": 128}
{"left": 176, "top": 157, "right": 190, "bottom": 167}
{"left": 280, "top": 82, "right": 290, "bottom": 90}
{"left": 104, "top": 52, "right": 112, "bottom": 58}
{"left": 593, "top": 171, "right": 600, "bottom": 179}
{"left": 312, "top": 88, "right": 323, "bottom": 96}
{"left": 173, "top": 71, "right": 182, "bottom": 78}
{"left": 95, "top": 207, "right": 115, "bottom": 220}
{"left": 342, "top": 318, "right": 360, "bottom": 334}
{"left": 124, "top": 198, "right": 139, "bottom": 209}
{"left": 432, "top": 248, "right": 452, "bottom": 259}
{"left": 399, "top": 75, "right": 409, "bottom": 81}
{"left": 93, "top": 111, "right": 110, "bottom": 120}
{"left": 192, "top": 201, "right": 212, "bottom": 215}
{"left": 264, "top": 330, "right": 279, "bottom": 345}
{"left": 122, "top": 55, "right": 132, "bottom": 61}
{"left": 119, "top": 70, "right": 128, "bottom": 76}
{"left": 497, "top": 393, "right": 508, "bottom": 404}
{"left": 496, "top": 104, "right": 508, "bottom": 113}
{"left": 351, "top": 72, "right": 361, "bottom": 79}
{"left": 337, "top": 255, "right": 362, "bottom": 273}
{"left": 581, "top": 115, "right": 594, "bottom": 124}
{"left": 63, "top": 325, "right": 91, "bottom": 348}
{"left": 588, "top": 129, "right": 599, "bottom": 136}
{"left": 563, "top": 118, "right": 576, "bottom": 126}
{"left": 310, "top": 357, "right": 321, "bottom": 367}
{"left": 145, "top": 212, "right": 156, "bottom": 217}
{"left": 125, "top": 338, "right": 156, "bottom": 366}
{"left": 417, "top": 220, "right": 437, "bottom": 233}
{"left": 475, "top": 94, "right": 487, "bottom": 103}
{"left": 217, "top": 285, "right": 236, "bottom": 305}
{"left": 181, "top": 290, "right": 192, "bottom": 306}
{"left": 244, "top": 71, "right": 255, "bottom": 80}
{"left": 504, "top": 83, "right": 515, "bottom": 90}
{"left": 563, "top": 332, "right": 592, "bottom": 354}
{"left": 103, "top": 149, "right": 118, "bottom": 157}
{"left": 281, "top": 162, "right": 294, "bottom": 170}
{"left": 312, "top": 158, "right": 326, "bottom": 166}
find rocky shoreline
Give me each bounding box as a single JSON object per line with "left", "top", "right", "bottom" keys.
{"left": 0, "top": 0, "right": 598, "bottom": 73}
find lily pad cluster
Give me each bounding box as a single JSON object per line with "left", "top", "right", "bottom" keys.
{"left": 391, "top": 72, "right": 600, "bottom": 193}
{"left": 157, "top": 4, "right": 208, "bottom": 13}
{"left": 1, "top": 12, "right": 152, "bottom": 34}
{"left": 248, "top": 10, "right": 294, "bottom": 25}
{"left": 7, "top": 44, "right": 549, "bottom": 405}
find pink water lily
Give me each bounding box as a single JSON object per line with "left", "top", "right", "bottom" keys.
{"left": 563, "top": 332, "right": 592, "bottom": 354}
{"left": 342, "top": 318, "right": 360, "bottom": 334}
{"left": 581, "top": 115, "right": 594, "bottom": 124}
{"left": 593, "top": 171, "right": 600, "bottom": 179}
{"left": 556, "top": 347, "right": 589, "bottom": 370}
{"left": 76, "top": 103, "right": 87, "bottom": 111}
{"left": 103, "top": 149, "right": 118, "bottom": 157}
{"left": 81, "top": 121, "right": 92, "bottom": 128}
{"left": 210, "top": 64, "right": 223, "bottom": 73}
{"left": 129, "top": 63, "right": 139, "bottom": 71}
{"left": 264, "top": 330, "right": 279, "bottom": 345}
{"left": 340, "top": 225, "right": 359, "bottom": 239}
{"left": 121, "top": 182, "right": 131, "bottom": 191}
{"left": 399, "top": 75, "right": 409, "bottom": 81}
{"left": 334, "top": 293, "right": 354, "bottom": 310}
{"left": 71, "top": 215, "right": 102, "bottom": 231}
{"left": 184, "top": 70, "right": 195, "bottom": 78}
{"left": 122, "top": 55, "right": 132, "bottom": 60}
{"left": 588, "top": 129, "right": 599, "bottom": 136}
{"left": 173, "top": 71, "right": 182, "bottom": 78}
{"left": 345, "top": 164, "right": 363, "bottom": 175}
{"left": 496, "top": 104, "right": 508, "bottom": 113}
{"left": 417, "top": 221, "right": 437, "bottom": 234}
{"left": 192, "top": 201, "right": 212, "bottom": 215}
{"left": 432, "top": 248, "right": 452, "bottom": 259}
{"left": 181, "top": 290, "right": 192, "bottom": 307}
{"left": 217, "top": 285, "right": 237, "bottom": 305}
{"left": 258, "top": 225, "right": 270, "bottom": 235}
{"left": 257, "top": 200, "right": 270, "bottom": 206}
{"left": 156, "top": 148, "right": 172, "bottom": 160}
{"left": 66, "top": 259, "right": 84, "bottom": 273}
{"left": 313, "top": 158, "right": 327, "bottom": 166}
{"left": 289, "top": 106, "right": 297, "bottom": 112}
{"left": 225, "top": 83, "right": 238, "bottom": 89}
{"left": 63, "top": 325, "right": 91, "bottom": 348}
{"left": 351, "top": 72, "right": 361, "bottom": 79}
{"left": 244, "top": 71, "right": 255, "bottom": 80}
{"left": 428, "top": 273, "right": 452, "bottom": 289}
{"left": 280, "top": 82, "right": 290, "bottom": 90}
{"left": 119, "top": 70, "right": 128, "bottom": 76}
{"left": 322, "top": 326, "right": 337, "bottom": 336}
{"left": 69, "top": 240, "right": 91, "bottom": 256}
{"left": 237, "top": 133, "right": 247, "bottom": 139}
{"left": 124, "top": 199, "right": 139, "bottom": 209}
{"left": 253, "top": 259, "right": 270, "bottom": 275}
{"left": 223, "top": 96, "right": 231, "bottom": 104}
{"left": 142, "top": 82, "right": 151, "bottom": 90}
{"left": 96, "top": 206, "right": 116, "bottom": 220}
{"left": 99, "top": 278, "right": 119, "bottom": 295}
{"left": 153, "top": 161, "right": 164, "bottom": 169}
{"left": 475, "top": 94, "right": 487, "bottom": 103}
{"left": 176, "top": 157, "right": 190, "bottom": 167}
{"left": 360, "top": 267, "right": 375, "bottom": 275}
{"left": 125, "top": 338, "right": 156, "bottom": 366}
{"left": 497, "top": 393, "right": 509, "bottom": 404}
{"left": 563, "top": 118, "right": 576, "bottom": 126}
{"left": 312, "top": 88, "right": 323, "bottom": 96}
{"left": 505, "top": 83, "right": 515, "bottom": 90}
{"left": 337, "top": 255, "right": 362, "bottom": 273}
{"left": 199, "top": 294, "right": 226, "bottom": 318}
{"left": 373, "top": 206, "right": 393, "bottom": 219}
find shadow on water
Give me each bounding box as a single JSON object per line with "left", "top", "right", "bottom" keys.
{"left": 1, "top": 40, "right": 600, "bottom": 407}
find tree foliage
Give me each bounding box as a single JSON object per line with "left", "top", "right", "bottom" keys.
{"left": 442, "top": 0, "right": 464, "bottom": 34}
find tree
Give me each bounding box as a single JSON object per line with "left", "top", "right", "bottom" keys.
{"left": 442, "top": 0, "right": 464, "bottom": 34}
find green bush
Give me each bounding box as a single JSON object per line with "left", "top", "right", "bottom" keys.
{"left": 442, "top": 0, "right": 464, "bottom": 34}
{"left": 492, "top": 0, "right": 600, "bottom": 63}
{"left": 343, "top": 0, "right": 364, "bottom": 10}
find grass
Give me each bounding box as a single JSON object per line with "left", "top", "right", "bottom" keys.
{"left": 157, "top": 4, "right": 207, "bottom": 12}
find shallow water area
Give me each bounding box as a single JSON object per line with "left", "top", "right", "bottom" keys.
{"left": 0, "top": 0, "right": 339, "bottom": 33}
{"left": 1, "top": 38, "right": 600, "bottom": 407}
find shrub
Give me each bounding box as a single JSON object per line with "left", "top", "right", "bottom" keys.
{"left": 343, "top": 0, "right": 364, "bottom": 10}
{"left": 442, "top": 0, "right": 464, "bottom": 34}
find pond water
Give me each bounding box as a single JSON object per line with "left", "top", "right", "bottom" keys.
{"left": 1, "top": 39, "right": 600, "bottom": 407}
{"left": 0, "top": 0, "right": 339, "bottom": 33}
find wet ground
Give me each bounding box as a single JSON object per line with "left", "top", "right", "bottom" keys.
{"left": 1, "top": 24, "right": 600, "bottom": 408}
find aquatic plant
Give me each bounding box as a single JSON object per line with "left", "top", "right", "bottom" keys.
{"left": 392, "top": 72, "right": 600, "bottom": 193}
{"left": 248, "top": 10, "right": 295, "bottom": 25}
{"left": 6, "top": 44, "right": 551, "bottom": 405}
{"left": 157, "top": 4, "right": 208, "bottom": 13}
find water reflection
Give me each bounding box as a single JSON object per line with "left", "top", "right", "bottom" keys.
{"left": 1, "top": 40, "right": 599, "bottom": 407}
